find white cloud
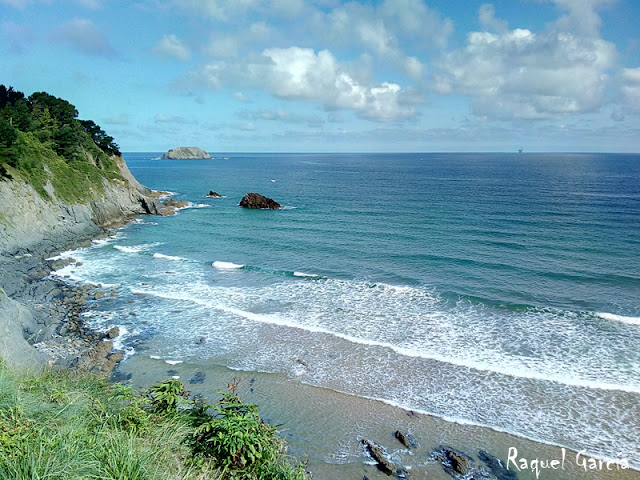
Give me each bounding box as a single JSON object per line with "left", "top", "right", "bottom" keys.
{"left": 232, "top": 92, "right": 250, "bottom": 102}
{"left": 551, "top": 0, "right": 618, "bottom": 37}
{"left": 434, "top": 3, "right": 618, "bottom": 121}
{"left": 152, "top": 34, "right": 191, "bottom": 62}
{"left": 50, "top": 18, "right": 115, "bottom": 57}
{"left": 478, "top": 4, "right": 508, "bottom": 33}
{"left": 620, "top": 68, "right": 640, "bottom": 113}
{"left": 204, "top": 36, "right": 239, "bottom": 58}
{"left": 182, "top": 47, "right": 421, "bottom": 122}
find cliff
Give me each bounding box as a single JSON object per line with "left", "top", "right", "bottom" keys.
{"left": 0, "top": 86, "right": 166, "bottom": 369}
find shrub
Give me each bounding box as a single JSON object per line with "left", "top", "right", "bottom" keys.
{"left": 190, "top": 379, "right": 309, "bottom": 480}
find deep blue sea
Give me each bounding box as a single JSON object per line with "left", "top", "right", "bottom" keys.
{"left": 55, "top": 152, "right": 640, "bottom": 475}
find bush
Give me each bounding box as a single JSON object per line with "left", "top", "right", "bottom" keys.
{"left": 190, "top": 379, "right": 309, "bottom": 480}
{"left": 0, "top": 364, "right": 310, "bottom": 480}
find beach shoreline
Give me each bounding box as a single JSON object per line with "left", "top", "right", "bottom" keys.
{"left": 3, "top": 208, "right": 639, "bottom": 480}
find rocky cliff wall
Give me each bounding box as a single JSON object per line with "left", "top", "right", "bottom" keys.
{"left": 0, "top": 155, "right": 162, "bottom": 369}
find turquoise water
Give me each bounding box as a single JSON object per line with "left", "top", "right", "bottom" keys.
{"left": 56, "top": 153, "right": 640, "bottom": 471}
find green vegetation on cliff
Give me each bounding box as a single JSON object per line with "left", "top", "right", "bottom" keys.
{"left": 0, "top": 85, "right": 124, "bottom": 203}
{"left": 0, "top": 363, "right": 310, "bottom": 479}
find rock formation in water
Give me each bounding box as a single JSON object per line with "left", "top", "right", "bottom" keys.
{"left": 239, "top": 192, "right": 281, "bottom": 209}
{"left": 161, "top": 147, "right": 211, "bottom": 159}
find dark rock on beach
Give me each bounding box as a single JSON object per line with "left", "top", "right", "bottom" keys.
{"left": 394, "top": 430, "right": 412, "bottom": 448}
{"left": 362, "top": 440, "right": 397, "bottom": 476}
{"left": 239, "top": 192, "right": 281, "bottom": 209}
{"left": 190, "top": 371, "right": 206, "bottom": 384}
{"left": 478, "top": 450, "right": 519, "bottom": 480}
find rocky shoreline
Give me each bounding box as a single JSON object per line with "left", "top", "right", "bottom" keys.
{"left": 1, "top": 228, "right": 136, "bottom": 377}
{"left": 0, "top": 153, "right": 178, "bottom": 375}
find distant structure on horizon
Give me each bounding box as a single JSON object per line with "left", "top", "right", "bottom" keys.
{"left": 518, "top": 147, "right": 523, "bottom": 153}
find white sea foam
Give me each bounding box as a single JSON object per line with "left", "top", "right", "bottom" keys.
{"left": 114, "top": 242, "right": 161, "bottom": 254}
{"left": 128, "top": 283, "right": 640, "bottom": 395}
{"left": 165, "top": 360, "right": 183, "bottom": 365}
{"left": 114, "top": 245, "right": 142, "bottom": 253}
{"left": 597, "top": 312, "right": 640, "bottom": 326}
{"left": 150, "top": 355, "right": 162, "bottom": 360}
{"left": 213, "top": 261, "right": 244, "bottom": 269}
{"left": 153, "top": 253, "right": 186, "bottom": 261}
{"left": 293, "top": 271, "right": 318, "bottom": 277}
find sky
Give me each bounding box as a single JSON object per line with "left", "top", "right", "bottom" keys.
{"left": 1, "top": 0, "right": 640, "bottom": 152}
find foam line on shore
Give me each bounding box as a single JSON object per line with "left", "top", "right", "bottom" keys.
{"left": 129, "top": 286, "right": 640, "bottom": 394}
{"left": 597, "top": 312, "right": 640, "bottom": 326}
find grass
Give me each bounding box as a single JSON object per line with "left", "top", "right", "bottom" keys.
{"left": 0, "top": 131, "right": 127, "bottom": 205}
{"left": 0, "top": 363, "right": 310, "bottom": 480}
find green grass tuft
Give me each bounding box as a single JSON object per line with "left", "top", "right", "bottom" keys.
{"left": 0, "top": 364, "right": 310, "bottom": 480}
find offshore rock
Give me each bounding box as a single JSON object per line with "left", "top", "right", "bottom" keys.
{"left": 207, "top": 191, "right": 222, "bottom": 198}
{"left": 394, "top": 430, "right": 412, "bottom": 448}
{"left": 432, "top": 446, "right": 473, "bottom": 477}
{"left": 239, "top": 192, "right": 281, "bottom": 209}
{"left": 162, "top": 147, "right": 211, "bottom": 159}
{"left": 362, "top": 440, "right": 397, "bottom": 476}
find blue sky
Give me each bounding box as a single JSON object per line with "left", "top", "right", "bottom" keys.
{"left": 2, "top": 0, "right": 640, "bottom": 152}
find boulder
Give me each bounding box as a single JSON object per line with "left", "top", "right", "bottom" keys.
{"left": 432, "top": 446, "right": 473, "bottom": 477}
{"left": 239, "top": 192, "right": 281, "bottom": 209}
{"left": 394, "top": 430, "right": 412, "bottom": 448}
{"left": 362, "top": 440, "right": 397, "bottom": 476}
{"left": 161, "top": 147, "right": 211, "bottom": 159}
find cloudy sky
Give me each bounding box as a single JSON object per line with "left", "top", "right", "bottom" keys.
{"left": 2, "top": 0, "right": 639, "bottom": 152}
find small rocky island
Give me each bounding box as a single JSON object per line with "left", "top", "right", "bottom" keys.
{"left": 239, "top": 192, "right": 281, "bottom": 209}
{"left": 162, "top": 147, "right": 211, "bottom": 159}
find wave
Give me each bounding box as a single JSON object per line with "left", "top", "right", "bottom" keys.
{"left": 597, "top": 312, "right": 640, "bottom": 326}
{"left": 293, "top": 271, "right": 319, "bottom": 278}
{"left": 212, "top": 261, "right": 323, "bottom": 279}
{"left": 127, "top": 286, "right": 640, "bottom": 395}
{"left": 153, "top": 253, "right": 187, "bottom": 261}
{"left": 213, "top": 261, "right": 245, "bottom": 269}
{"left": 114, "top": 245, "right": 143, "bottom": 253}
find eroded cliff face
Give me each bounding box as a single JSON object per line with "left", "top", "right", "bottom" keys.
{"left": 0, "top": 154, "right": 161, "bottom": 369}
{"left": 0, "top": 155, "right": 156, "bottom": 256}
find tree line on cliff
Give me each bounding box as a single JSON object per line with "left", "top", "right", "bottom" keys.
{"left": 0, "top": 85, "right": 120, "bottom": 175}
{"left": 0, "top": 86, "right": 128, "bottom": 202}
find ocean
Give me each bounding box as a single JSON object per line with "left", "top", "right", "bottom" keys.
{"left": 54, "top": 152, "right": 640, "bottom": 479}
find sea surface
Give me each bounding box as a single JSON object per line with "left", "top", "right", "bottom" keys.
{"left": 54, "top": 152, "right": 640, "bottom": 479}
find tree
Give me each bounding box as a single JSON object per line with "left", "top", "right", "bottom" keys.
{"left": 80, "top": 119, "right": 121, "bottom": 155}
{"left": 0, "top": 117, "right": 19, "bottom": 167}
{"left": 28, "top": 91, "right": 78, "bottom": 126}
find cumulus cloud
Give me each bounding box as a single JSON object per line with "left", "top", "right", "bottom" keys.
{"left": 620, "top": 68, "right": 640, "bottom": 113}
{"left": 50, "top": 18, "right": 115, "bottom": 57}
{"left": 182, "top": 47, "right": 422, "bottom": 122}
{"left": 433, "top": 3, "right": 617, "bottom": 120}
{"left": 152, "top": 34, "right": 191, "bottom": 61}
{"left": 478, "top": 4, "right": 508, "bottom": 33}
{"left": 238, "top": 108, "right": 323, "bottom": 127}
